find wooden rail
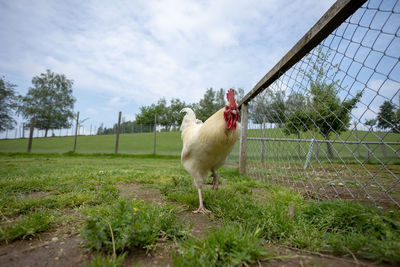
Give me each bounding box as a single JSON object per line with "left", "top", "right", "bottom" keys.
{"left": 238, "top": 0, "right": 367, "bottom": 107}
{"left": 237, "top": 0, "right": 367, "bottom": 173}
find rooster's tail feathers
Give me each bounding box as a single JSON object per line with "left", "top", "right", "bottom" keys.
{"left": 180, "top": 108, "right": 201, "bottom": 131}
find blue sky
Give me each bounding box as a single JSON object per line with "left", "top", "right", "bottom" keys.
{"left": 0, "top": 0, "right": 336, "bottom": 130}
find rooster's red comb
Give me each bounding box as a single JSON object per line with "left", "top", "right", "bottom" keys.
{"left": 226, "top": 88, "right": 236, "bottom": 106}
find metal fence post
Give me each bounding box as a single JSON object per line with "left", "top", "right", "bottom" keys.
{"left": 239, "top": 103, "right": 248, "bottom": 174}
{"left": 115, "top": 111, "right": 122, "bottom": 154}
{"left": 73, "top": 112, "right": 79, "bottom": 152}
{"left": 27, "top": 117, "right": 35, "bottom": 152}
{"left": 260, "top": 116, "right": 266, "bottom": 163}
{"left": 378, "top": 131, "right": 387, "bottom": 158}
{"left": 354, "top": 122, "right": 361, "bottom": 158}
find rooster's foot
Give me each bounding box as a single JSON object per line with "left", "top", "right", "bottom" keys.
{"left": 192, "top": 207, "right": 211, "bottom": 214}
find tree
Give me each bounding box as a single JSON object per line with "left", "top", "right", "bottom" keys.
{"left": 169, "top": 98, "right": 186, "bottom": 127}
{"left": 135, "top": 104, "right": 157, "bottom": 126}
{"left": 250, "top": 88, "right": 286, "bottom": 126}
{"left": 284, "top": 47, "right": 362, "bottom": 158}
{"left": 286, "top": 92, "right": 306, "bottom": 114}
{"left": 0, "top": 76, "right": 19, "bottom": 132}
{"left": 18, "top": 70, "right": 76, "bottom": 137}
{"left": 377, "top": 100, "right": 399, "bottom": 132}
{"left": 365, "top": 118, "right": 377, "bottom": 131}
{"left": 196, "top": 88, "right": 219, "bottom": 122}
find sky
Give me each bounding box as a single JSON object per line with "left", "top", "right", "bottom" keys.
{"left": 0, "top": 0, "right": 337, "bottom": 132}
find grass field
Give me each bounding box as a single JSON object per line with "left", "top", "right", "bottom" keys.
{"left": 0, "top": 153, "right": 399, "bottom": 266}
{"left": 0, "top": 131, "right": 183, "bottom": 155}
{"left": 1, "top": 129, "right": 398, "bottom": 164}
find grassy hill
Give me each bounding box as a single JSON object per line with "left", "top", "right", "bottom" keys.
{"left": 0, "top": 129, "right": 398, "bottom": 163}
{"left": 0, "top": 132, "right": 182, "bottom": 155}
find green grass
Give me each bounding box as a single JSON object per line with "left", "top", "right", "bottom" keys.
{"left": 81, "top": 199, "right": 186, "bottom": 253}
{"left": 162, "top": 169, "right": 400, "bottom": 264}
{"left": 173, "top": 223, "right": 269, "bottom": 267}
{"left": 84, "top": 253, "right": 127, "bottom": 267}
{"left": 0, "top": 152, "right": 185, "bottom": 242}
{"left": 0, "top": 153, "right": 399, "bottom": 265}
{"left": 1, "top": 129, "right": 398, "bottom": 163}
{"left": 0, "top": 132, "right": 182, "bottom": 155}
{"left": 0, "top": 210, "right": 55, "bottom": 241}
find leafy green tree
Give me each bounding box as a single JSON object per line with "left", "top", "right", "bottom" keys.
{"left": 169, "top": 98, "right": 186, "bottom": 127}
{"left": 286, "top": 92, "right": 306, "bottom": 114}
{"left": 365, "top": 118, "right": 377, "bottom": 131}
{"left": 195, "top": 88, "right": 244, "bottom": 122}
{"left": 134, "top": 88, "right": 244, "bottom": 130}
{"left": 250, "top": 89, "right": 286, "bottom": 126}
{"left": 155, "top": 98, "right": 170, "bottom": 130}
{"left": 135, "top": 104, "right": 157, "bottom": 126}
{"left": 196, "top": 88, "right": 219, "bottom": 122}
{"left": 284, "top": 47, "right": 362, "bottom": 158}
{"left": 377, "top": 100, "right": 399, "bottom": 132}
{"left": 18, "top": 70, "right": 76, "bottom": 137}
{"left": 215, "top": 88, "right": 226, "bottom": 108}
{"left": 0, "top": 77, "right": 19, "bottom": 132}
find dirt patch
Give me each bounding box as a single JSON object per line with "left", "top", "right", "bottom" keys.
{"left": 119, "top": 183, "right": 219, "bottom": 238}
{"left": 117, "top": 183, "right": 166, "bottom": 204}
{"left": 0, "top": 233, "right": 86, "bottom": 267}
{"left": 23, "top": 191, "right": 50, "bottom": 199}
{"left": 122, "top": 241, "right": 175, "bottom": 267}
{"left": 258, "top": 245, "right": 391, "bottom": 267}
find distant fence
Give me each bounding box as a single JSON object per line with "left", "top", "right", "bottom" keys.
{"left": 0, "top": 121, "right": 159, "bottom": 139}
{"left": 236, "top": 0, "right": 400, "bottom": 210}
{"left": 0, "top": 111, "right": 181, "bottom": 155}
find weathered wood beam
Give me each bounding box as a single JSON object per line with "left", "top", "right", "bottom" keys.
{"left": 239, "top": 103, "right": 249, "bottom": 174}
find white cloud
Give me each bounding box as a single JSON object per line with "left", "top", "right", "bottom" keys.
{"left": 0, "top": 0, "right": 337, "bottom": 125}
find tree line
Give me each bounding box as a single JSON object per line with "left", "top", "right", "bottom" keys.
{"left": 97, "top": 88, "right": 245, "bottom": 134}
{"left": 2, "top": 48, "right": 398, "bottom": 144}
{"left": 0, "top": 70, "right": 245, "bottom": 137}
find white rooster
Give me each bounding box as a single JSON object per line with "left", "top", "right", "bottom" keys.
{"left": 180, "top": 89, "right": 240, "bottom": 213}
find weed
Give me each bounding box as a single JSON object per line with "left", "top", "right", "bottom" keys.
{"left": 173, "top": 223, "right": 269, "bottom": 267}
{"left": 84, "top": 252, "right": 126, "bottom": 267}
{"left": 81, "top": 199, "right": 186, "bottom": 253}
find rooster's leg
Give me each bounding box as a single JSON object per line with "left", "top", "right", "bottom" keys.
{"left": 211, "top": 170, "right": 219, "bottom": 196}
{"left": 193, "top": 188, "right": 210, "bottom": 214}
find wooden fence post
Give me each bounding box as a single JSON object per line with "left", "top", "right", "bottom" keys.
{"left": 27, "top": 117, "right": 35, "bottom": 152}
{"left": 239, "top": 103, "right": 248, "bottom": 174}
{"left": 153, "top": 114, "right": 157, "bottom": 154}
{"left": 260, "top": 116, "right": 266, "bottom": 163}
{"left": 115, "top": 111, "right": 122, "bottom": 154}
{"left": 73, "top": 112, "right": 79, "bottom": 152}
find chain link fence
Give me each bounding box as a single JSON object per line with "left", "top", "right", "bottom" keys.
{"left": 0, "top": 116, "right": 182, "bottom": 155}
{"left": 236, "top": 0, "right": 400, "bottom": 210}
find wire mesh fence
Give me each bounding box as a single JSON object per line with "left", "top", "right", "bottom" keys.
{"left": 235, "top": 0, "right": 400, "bottom": 210}
{"left": 0, "top": 122, "right": 159, "bottom": 139}
{"left": 0, "top": 117, "right": 182, "bottom": 155}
